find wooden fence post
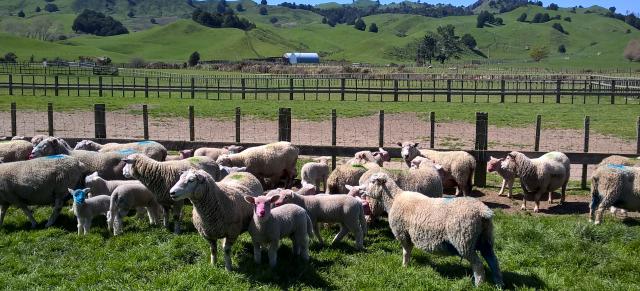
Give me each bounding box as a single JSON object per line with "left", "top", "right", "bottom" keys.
{"left": 474, "top": 112, "right": 488, "bottom": 187}
{"left": 393, "top": 80, "right": 399, "bottom": 102}
{"left": 555, "top": 80, "right": 561, "bottom": 103}
{"left": 11, "top": 102, "right": 16, "bottom": 137}
{"left": 145, "top": 77, "right": 149, "bottom": 98}
{"left": 534, "top": 114, "right": 541, "bottom": 151}
{"left": 610, "top": 80, "right": 615, "bottom": 104}
{"left": 429, "top": 111, "right": 435, "bottom": 149}
{"left": 189, "top": 105, "right": 195, "bottom": 141}
{"left": 8, "top": 74, "right": 12, "bottom": 96}
{"left": 582, "top": 116, "right": 590, "bottom": 189}
{"left": 636, "top": 116, "right": 640, "bottom": 155}
{"left": 235, "top": 107, "right": 241, "bottom": 143}
{"left": 447, "top": 79, "right": 452, "bottom": 102}
{"left": 190, "top": 78, "right": 195, "bottom": 99}
{"left": 241, "top": 78, "right": 246, "bottom": 100}
{"left": 142, "top": 105, "right": 149, "bottom": 140}
{"left": 54, "top": 75, "right": 59, "bottom": 97}
{"left": 94, "top": 104, "right": 106, "bottom": 139}
{"left": 340, "top": 78, "right": 345, "bottom": 101}
{"left": 332, "top": 109, "right": 337, "bottom": 170}
{"left": 289, "top": 78, "right": 294, "bottom": 101}
{"left": 500, "top": 79, "right": 505, "bottom": 103}
{"left": 47, "top": 103, "right": 54, "bottom": 136}
{"left": 278, "top": 108, "right": 291, "bottom": 142}
{"left": 379, "top": 110, "right": 384, "bottom": 147}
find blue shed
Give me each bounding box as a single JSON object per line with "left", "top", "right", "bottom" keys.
{"left": 283, "top": 52, "right": 320, "bottom": 64}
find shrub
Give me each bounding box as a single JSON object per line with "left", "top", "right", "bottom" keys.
{"left": 547, "top": 3, "right": 558, "bottom": 10}
{"left": 259, "top": 6, "right": 268, "bottom": 15}
{"left": 188, "top": 51, "right": 200, "bottom": 66}
{"left": 127, "top": 11, "right": 135, "bottom": 18}
{"left": 72, "top": 9, "right": 129, "bottom": 36}
{"left": 461, "top": 33, "right": 477, "bottom": 49}
{"left": 35, "top": 6, "right": 41, "bottom": 12}
{"left": 3, "top": 52, "right": 18, "bottom": 62}
{"left": 530, "top": 46, "right": 549, "bottom": 62}
{"left": 624, "top": 39, "right": 640, "bottom": 61}
{"left": 270, "top": 17, "right": 278, "bottom": 24}
{"left": 354, "top": 18, "right": 366, "bottom": 31}
{"left": 260, "top": 0, "right": 267, "bottom": 5}
{"left": 495, "top": 17, "right": 503, "bottom": 25}
{"left": 517, "top": 13, "right": 527, "bottom": 22}
{"left": 150, "top": 18, "right": 157, "bottom": 24}
{"left": 192, "top": 8, "right": 255, "bottom": 30}
{"left": 130, "top": 57, "right": 146, "bottom": 68}
{"left": 322, "top": 17, "right": 327, "bottom": 24}
{"left": 44, "top": 3, "right": 58, "bottom": 12}
{"left": 236, "top": 3, "right": 244, "bottom": 12}
{"left": 552, "top": 23, "right": 566, "bottom": 34}
{"left": 18, "top": 10, "right": 25, "bottom": 17}
{"left": 369, "top": 22, "right": 378, "bottom": 33}
{"left": 558, "top": 44, "right": 566, "bottom": 53}
{"left": 564, "top": 17, "right": 571, "bottom": 22}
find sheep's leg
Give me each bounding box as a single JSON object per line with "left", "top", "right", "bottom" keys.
{"left": 83, "top": 219, "right": 91, "bottom": 235}
{"left": 268, "top": 241, "right": 279, "bottom": 268}
{"left": 161, "top": 205, "right": 170, "bottom": 228}
{"left": 498, "top": 179, "right": 506, "bottom": 196}
{"left": 548, "top": 191, "right": 553, "bottom": 204}
{"left": 345, "top": 219, "right": 364, "bottom": 250}
{"left": 299, "top": 232, "right": 310, "bottom": 261}
{"left": 0, "top": 204, "right": 8, "bottom": 226}
{"left": 520, "top": 192, "right": 527, "bottom": 211}
{"left": 533, "top": 191, "right": 543, "bottom": 213}
{"left": 467, "top": 253, "right": 487, "bottom": 286}
{"left": 560, "top": 181, "right": 568, "bottom": 204}
{"left": 45, "top": 198, "right": 64, "bottom": 228}
{"left": 19, "top": 205, "right": 37, "bottom": 228}
{"left": 400, "top": 239, "right": 413, "bottom": 267}
{"left": 223, "top": 237, "right": 235, "bottom": 271}
{"left": 253, "top": 241, "right": 261, "bottom": 264}
{"left": 589, "top": 191, "right": 600, "bottom": 223}
{"left": 76, "top": 218, "right": 83, "bottom": 235}
{"left": 208, "top": 239, "right": 217, "bottom": 265}
{"left": 313, "top": 222, "right": 324, "bottom": 246}
{"left": 331, "top": 223, "right": 349, "bottom": 244}
{"left": 506, "top": 178, "right": 514, "bottom": 198}
{"left": 114, "top": 213, "right": 123, "bottom": 235}
{"left": 172, "top": 201, "right": 184, "bottom": 234}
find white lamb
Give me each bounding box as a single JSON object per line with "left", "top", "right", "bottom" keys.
{"left": 108, "top": 183, "right": 163, "bottom": 235}
{"left": 300, "top": 157, "right": 330, "bottom": 193}
{"left": 69, "top": 188, "right": 111, "bottom": 235}
{"left": 487, "top": 156, "right": 515, "bottom": 198}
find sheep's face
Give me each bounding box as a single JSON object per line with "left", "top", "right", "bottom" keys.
{"left": 225, "top": 145, "right": 244, "bottom": 154}
{"left": 245, "top": 195, "right": 279, "bottom": 219}
{"left": 366, "top": 173, "right": 389, "bottom": 200}
{"left": 397, "top": 141, "right": 420, "bottom": 166}
{"left": 69, "top": 188, "right": 91, "bottom": 205}
{"left": 216, "top": 155, "right": 231, "bottom": 166}
{"left": 121, "top": 154, "right": 141, "bottom": 178}
{"left": 74, "top": 140, "right": 100, "bottom": 151}
{"left": 169, "top": 169, "right": 202, "bottom": 200}
{"left": 30, "top": 137, "right": 63, "bottom": 158}
{"left": 487, "top": 156, "right": 502, "bottom": 172}
{"left": 345, "top": 185, "right": 364, "bottom": 197}
{"left": 501, "top": 154, "right": 516, "bottom": 171}
{"left": 265, "top": 189, "right": 292, "bottom": 207}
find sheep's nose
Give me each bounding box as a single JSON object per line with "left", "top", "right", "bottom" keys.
{"left": 257, "top": 210, "right": 265, "bottom": 217}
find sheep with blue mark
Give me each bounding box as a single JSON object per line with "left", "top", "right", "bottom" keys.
{"left": 74, "top": 140, "right": 167, "bottom": 161}
{"left": 590, "top": 164, "right": 640, "bottom": 224}
{"left": 363, "top": 172, "right": 503, "bottom": 287}
{"left": 69, "top": 188, "right": 111, "bottom": 235}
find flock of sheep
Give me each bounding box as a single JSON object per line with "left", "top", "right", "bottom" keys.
{"left": 0, "top": 135, "right": 639, "bottom": 288}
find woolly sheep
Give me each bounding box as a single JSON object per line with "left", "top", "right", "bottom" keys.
{"left": 326, "top": 162, "right": 380, "bottom": 194}
{"left": 30, "top": 135, "right": 50, "bottom": 146}
{"left": 0, "top": 140, "right": 32, "bottom": 163}
{"left": 267, "top": 187, "right": 366, "bottom": 249}
{"left": 69, "top": 188, "right": 111, "bottom": 235}
{"left": 0, "top": 155, "right": 87, "bottom": 228}
{"left": 219, "top": 166, "right": 248, "bottom": 180}
{"left": 244, "top": 195, "right": 312, "bottom": 267}
{"left": 84, "top": 171, "right": 151, "bottom": 220}
{"left": 10, "top": 136, "right": 26, "bottom": 141}
{"left": 487, "top": 156, "right": 516, "bottom": 198}
{"left": 165, "top": 149, "right": 194, "bottom": 161}
{"left": 364, "top": 172, "right": 503, "bottom": 287}
{"left": 589, "top": 164, "right": 640, "bottom": 224}
{"left": 108, "top": 183, "right": 163, "bottom": 235}
{"left": 216, "top": 141, "right": 299, "bottom": 189}
{"left": 502, "top": 151, "right": 570, "bottom": 212}
{"left": 169, "top": 169, "right": 263, "bottom": 270}
{"left": 598, "top": 155, "right": 640, "bottom": 167}
{"left": 122, "top": 154, "right": 220, "bottom": 234}
{"left": 74, "top": 140, "right": 167, "bottom": 161}
{"left": 194, "top": 145, "right": 244, "bottom": 161}
{"left": 301, "top": 157, "right": 330, "bottom": 193}
{"left": 347, "top": 148, "right": 389, "bottom": 167}
{"left": 397, "top": 141, "right": 475, "bottom": 196}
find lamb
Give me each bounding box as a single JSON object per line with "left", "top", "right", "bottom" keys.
{"left": 123, "top": 154, "right": 221, "bottom": 234}
{"left": 244, "top": 195, "right": 312, "bottom": 268}
{"left": 74, "top": 140, "right": 167, "bottom": 161}
{"left": 266, "top": 187, "right": 366, "bottom": 249}
{"left": 487, "top": 156, "right": 516, "bottom": 198}
{"left": 0, "top": 155, "right": 87, "bottom": 228}
{"left": 169, "top": 169, "right": 263, "bottom": 270}
{"left": 216, "top": 141, "right": 298, "bottom": 189}
{"left": 347, "top": 148, "right": 390, "bottom": 166}
{"left": 397, "top": 141, "right": 475, "bottom": 196}
{"left": 84, "top": 171, "right": 140, "bottom": 197}
{"left": 501, "top": 151, "right": 570, "bottom": 212}
{"left": 69, "top": 188, "right": 111, "bottom": 235}
{"left": 589, "top": 164, "right": 640, "bottom": 224}
{"left": 598, "top": 155, "right": 640, "bottom": 167}
{"left": 326, "top": 162, "right": 380, "bottom": 194}
{"left": 194, "top": 145, "right": 244, "bottom": 160}
{"left": 10, "top": 136, "right": 26, "bottom": 141}
{"left": 0, "top": 140, "right": 33, "bottom": 162}
{"left": 108, "top": 183, "right": 163, "bottom": 235}
{"left": 165, "top": 149, "right": 194, "bottom": 161}
{"left": 300, "top": 157, "right": 330, "bottom": 193}
{"left": 219, "top": 166, "right": 248, "bottom": 179}
{"left": 30, "top": 135, "right": 50, "bottom": 146}
{"left": 363, "top": 172, "right": 503, "bottom": 287}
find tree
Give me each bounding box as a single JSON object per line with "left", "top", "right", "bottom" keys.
{"left": 461, "top": 33, "right": 477, "bottom": 49}
{"left": 236, "top": 3, "right": 245, "bottom": 12}
{"left": 558, "top": 44, "right": 566, "bottom": 53}
{"left": 434, "top": 24, "right": 463, "bottom": 63}
{"left": 541, "top": 13, "right": 550, "bottom": 22}
{"left": 35, "top": 6, "right": 41, "bottom": 12}
{"left": 327, "top": 18, "right": 336, "bottom": 27}
{"left": 188, "top": 51, "right": 200, "bottom": 66}
{"left": 547, "top": 3, "right": 558, "bottom": 10}
{"left": 417, "top": 33, "right": 437, "bottom": 64}
{"left": 532, "top": 13, "right": 542, "bottom": 23}
{"left": 72, "top": 9, "right": 129, "bottom": 36}
{"left": 260, "top": 0, "right": 267, "bottom": 5}
{"left": 216, "top": 0, "right": 227, "bottom": 14}
{"left": 517, "top": 13, "right": 527, "bottom": 22}
{"left": 564, "top": 17, "right": 571, "bottom": 22}
{"left": 18, "top": 10, "right": 25, "bottom": 17}
{"left": 609, "top": 6, "right": 616, "bottom": 13}
{"left": 128, "top": 10, "right": 135, "bottom": 17}
{"left": 130, "top": 57, "right": 146, "bottom": 67}
{"left": 476, "top": 10, "right": 494, "bottom": 28}
{"left": 3, "top": 52, "right": 17, "bottom": 62}
{"left": 270, "top": 17, "right": 278, "bottom": 24}
{"left": 369, "top": 22, "right": 378, "bottom": 33}
{"left": 44, "top": 3, "right": 58, "bottom": 12}
{"left": 552, "top": 23, "right": 566, "bottom": 34}
{"left": 624, "top": 39, "right": 640, "bottom": 61}
{"left": 259, "top": 6, "right": 268, "bottom": 15}
{"left": 354, "top": 18, "right": 366, "bottom": 31}
{"left": 529, "top": 46, "right": 549, "bottom": 62}
{"left": 322, "top": 17, "right": 327, "bottom": 24}
{"left": 494, "top": 17, "right": 503, "bottom": 25}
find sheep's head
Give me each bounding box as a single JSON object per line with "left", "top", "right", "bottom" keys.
{"left": 374, "top": 148, "right": 391, "bottom": 163}
{"left": 121, "top": 154, "right": 143, "bottom": 178}
{"left": 345, "top": 184, "right": 365, "bottom": 197}
{"left": 396, "top": 141, "right": 420, "bottom": 167}
{"left": 216, "top": 154, "right": 232, "bottom": 166}
{"left": 297, "top": 183, "right": 316, "bottom": 196}
{"left": 179, "top": 149, "right": 194, "bottom": 159}
{"left": 366, "top": 172, "right": 390, "bottom": 199}
{"left": 487, "top": 156, "right": 503, "bottom": 172}
{"left": 69, "top": 188, "right": 91, "bottom": 205}
{"left": 501, "top": 152, "right": 518, "bottom": 171}
{"left": 31, "top": 137, "right": 68, "bottom": 158}
{"left": 84, "top": 171, "right": 100, "bottom": 184}
{"left": 245, "top": 195, "right": 279, "bottom": 219}
{"left": 224, "top": 145, "right": 244, "bottom": 154}
{"left": 169, "top": 169, "right": 206, "bottom": 200}
{"left": 74, "top": 140, "right": 100, "bottom": 151}
{"left": 265, "top": 188, "right": 294, "bottom": 207}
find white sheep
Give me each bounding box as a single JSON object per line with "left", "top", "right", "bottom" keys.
{"left": 30, "top": 135, "right": 50, "bottom": 146}
{"left": 68, "top": 188, "right": 111, "bottom": 235}
{"left": 165, "top": 149, "right": 194, "bottom": 161}
{"left": 244, "top": 195, "right": 312, "bottom": 268}
{"left": 169, "top": 169, "right": 263, "bottom": 270}
{"left": 326, "top": 162, "right": 380, "bottom": 194}
{"left": 266, "top": 187, "right": 366, "bottom": 249}
{"left": 487, "top": 156, "right": 515, "bottom": 198}
{"left": 598, "top": 155, "right": 640, "bottom": 167}
{"left": 194, "top": 145, "right": 244, "bottom": 161}
{"left": 300, "top": 157, "right": 330, "bottom": 193}
{"left": 397, "top": 141, "right": 475, "bottom": 196}
{"left": 364, "top": 172, "right": 503, "bottom": 287}
{"left": 219, "top": 166, "right": 248, "bottom": 179}
{"left": 74, "top": 140, "right": 168, "bottom": 161}
{"left": 590, "top": 164, "right": 640, "bottom": 224}
{"left": 108, "top": 183, "right": 163, "bottom": 235}
{"left": 347, "top": 148, "right": 389, "bottom": 166}
{"left": 502, "top": 151, "right": 570, "bottom": 212}
{"left": 0, "top": 140, "right": 32, "bottom": 162}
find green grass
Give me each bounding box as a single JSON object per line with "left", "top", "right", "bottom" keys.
{"left": 0, "top": 201, "right": 639, "bottom": 289}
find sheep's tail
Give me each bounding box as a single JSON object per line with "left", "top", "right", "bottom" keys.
{"left": 107, "top": 193, "right": 119, "bottom": 232}
{"left": 305, "top": 214, "right": 314, "bottom": 240}
{"left": 477, "top": 217, "right": 503, "bottom": 287}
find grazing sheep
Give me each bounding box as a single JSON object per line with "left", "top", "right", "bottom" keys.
{"left": 364, "top": 172, "right": 503, "bottom": 287}
{"left": 487, "top": 156, "right": 516, "bottom": 198}
{"left": 69, "top": 188, "right": 110, "bottom": 235}
{"left": 194, "top": 145, "right": 245, "bottom": 161}
{"left": 267, "top": 187, "right": 366, "bottom": 249}
{"left": 74, "top": 140, "right": 167, "bottom": 161}
{"left": 0, "top": 155, "right": 87, "bottom": 228}
{"left": 165, "top": 149, "right": 194, "bottom": 161}
{"left": 327, "top": 162, "right": 380, "bottom": 194}
{"left": 598, "top": 155, "right": 640, "bottom": 167}
{"left": 502, "top": 151, "right": 570, "bottom": 212}
{"left": 169, "top": 169, "right": 263, "bottom": 270}
{"left": 244, "top": 195, "right": 312, "bottom": 267}
{"left": 122, "top": 154, "right": 220, "bottom": 234}
{"left": 590, "top": 164, "right": 640, "bottom": 224}
{"left": 301, "top": 157, "right": 330, "bottom": 193}
{"left": 216, "top": 142, "right": 299, "bottom": 189}
{"left": 108, "top": 183, "right": 163, "bottom": 235}
{"left": 397, "top": 141, "right": 475, "bottom": 196}
{"left": 0, "top": 140, "right": 33, "bottom": 162}
{"left": 219, "top": 166, "right": 248, "bottom": 180}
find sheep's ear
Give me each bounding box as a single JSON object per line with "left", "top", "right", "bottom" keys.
{"left": 489, "top": 156, "right": 495, "bottom": 160}
{"left": 345, "top": 185, "right": 353, "bottom": 191}
{"left": 396, "top": 142, "right": 402, "bottom": 147}
{"left": 269, "top": 195, "right": 280, "bottom": 204}
{"left": 244, "top": 196, "right": 255, "bottom": 204}
{"left": 238, "top": 167, "right": 247, "bottom": 171}
{"left": 413, "top": 142, "right": 419, "bottom": 148}
{"left": 434, "top": 164, "right": 443, "bottom": 170}
{"left": 68, "top": 188, "right": 75, "bottom": 195}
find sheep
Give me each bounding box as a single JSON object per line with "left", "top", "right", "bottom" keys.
{"left": 502, "top": 151, "right": 570, "bottom": 212}
{"left": 216, "top": 141, "right": 298, "bottom": 189}
{"left": 0, "top": 155, "right": 87, "bottom": 228}
{"left": 363, "top": 172, "right": 503, "bottom": 287}
{"left": 589, "top": 164, "right": 640, "bottom": 224}
{"left": 487, "top": 156, "right": 516, "bottom": 198}
{"left": 345, "top": 184, "right": 373, "bottom": 223}
{"left": 30, "top": 137, "right": 130, "bottom": 180}
{"left": 165, "top": 149, "right": 194, "bottom": 161}
{"left": 397, "top": 141, "right": 475, "bottom": 196}
{"left": 266, "top": 187, "right": 366, "bottom": 249}
{"left": 10, "top": 136, "right": 26, "bottom": 141}
{"left": 122, "top": 154, "right": 220, "bottom": 234}
{"left": 244, "top": 195, "right": 312, "bottom": 267}
{"left": 300, "top": 157, "right": 330, "bottom": 193}
{"left": 108, "top": 183, "right": 163, "bottom": 235}
{"left": 347, "top": 148, "right": 390, "bottom": 167}
{"left": 30, "top": 135, "right": 50, "bottom": 146}
{"left": 219, "top": 166, "right": 248, "bottom": 180}
{"left": 169, "top": 169, "right": 263, "bottom": 270}
{"left": 194, "top": 145, "right": 245, "bottom": 161}
{"left": 0, "top": 140, "right": 33, "bottom": 162}
{"left": 598, "top": 155, "right": 640, "bottom": 167}
{"left": 326, "top": 162, "right": 380, "bottom": 194}
{"left": 68, "top": 188, "right": 111, "bottom": 235}
{"left": 74, "top": 140, "right": 167, "bottom": 161}
{"left": 84, "top": 171, "right": 140, "bottom": 197}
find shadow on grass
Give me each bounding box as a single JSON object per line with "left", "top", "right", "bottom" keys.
{"left": 502, "top": 271, "right": 546, "bottom": 289}
{"left": 544, "top": 201, "right": 589, "bottom": 215}
{"left": 622, "top": 218, "right": 640, "bottom": 226}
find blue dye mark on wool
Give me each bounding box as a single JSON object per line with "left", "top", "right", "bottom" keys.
{"left": 442, "top": 197, "right": 455, "bottom": 204}
{"left": 72, "top": 189, "right": 87, "bottom": 204}
{"left": 117, "top": 149, "right": 138, "bottom": 155}
{"left": 137, "top": 140, "right": 156, "bottom": 145}
{"left": 607, "top": 164, "right": 629, "bottom": 171}
{"left": 44, "top": 154, "right": 66, "bottom": 160}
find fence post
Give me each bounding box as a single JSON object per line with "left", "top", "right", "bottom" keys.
{"left": 379, "top": 110, "right": 384, "bottom": 147}
{"left": 555, "top": 80, "right": 561, "bottom": 103}
{"left": 534, "top": 114, "right": 541, "bottom": 151}
{"left": 581, "top": 116, "right": 590, "bottom": 189}
{"left": 142, "top": 105, "right": 149, "bottom": 140}
{"left": 94, "top": 104, "right": 106, "bottom": 138}
{"left": 332, "top": 109, "right": 337, "bottom": 170}
{"left": 637, "top": 116, "right": 640, "bottom": 155}
{"left": 340, "top": 78, "right": 345, "bottom": 101}
{"left": 190, "top": 77, "right": 195, "bottom": 99}
{"left": 289, "top": 78, "right": 294, "bottom": 101}
{"left": 241, "top": 78, "right": 246, "bottom": 100}
{"left": 11, "top": 102, "right": 16, "bottom": 137}
{"left": 429, "top": 111, "right": 435, "bottom": 149}
{"left": 145, "top": 77, "right": 149, "bottom": 98}
{"left": 474, "top": 112, "right": 488, "bottom": 187}
{"left": 8, "top": 74, "right": 12, "bottom": 95}
{"left": 500, "top": 79, "right": 505, "bottom": 103}
{"left": 189, "top": 106, "right": 195, "bottom": 141}
{"left": 98, "top": 76, "right": 103, "bottom": 97}
{"left": 610, "top": 80, "right": 615, "bottom": 104}
{"left": 54, "top": 75, "right": 59, "bottom": 97}
{"left": 446, "top": 79, "right": 452, "bottom": 102}
{"left": 278, "top": 108, "right": 291, "bottom": 142}
{"left": 235, "top": 107, "right": 241, "bottom": 143}
{"left": 47, "top": 103, "right": 54, "bottom": 136}
{"left": 393, "top": 80, "right": 399, "bottom": 102}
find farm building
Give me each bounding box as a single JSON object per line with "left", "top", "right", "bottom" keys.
{"left": 283, "top": 52, "right": 320, "bottom": 64}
